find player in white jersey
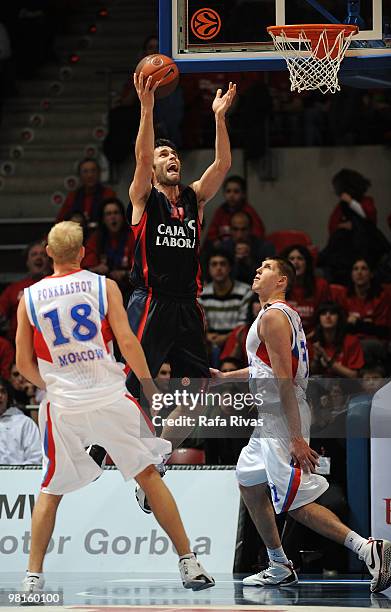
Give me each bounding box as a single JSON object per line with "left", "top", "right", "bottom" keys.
{"left": 211, "top": 256, "right": 391, "bottom": 593}
{"left": 16, "top": 221, "right": 214, "bottom": 593}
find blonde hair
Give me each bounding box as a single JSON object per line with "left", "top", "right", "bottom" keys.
{"left": 47, "top": 221, "right": 83, "bottom": 264}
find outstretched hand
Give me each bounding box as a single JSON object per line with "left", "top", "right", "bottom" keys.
{"left": 209, "top": 367, "right": 226, "bottom": 387}
{"left": 212, "top": 82, "right": 237, "bottom": 118}
{"left": 133, "top": 72, "right": 161, "bottom": 109}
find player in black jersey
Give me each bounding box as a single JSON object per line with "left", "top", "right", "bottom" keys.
{"left": 126, "top": 72, "right": 235, "bottom": 398}
{"left": 88, "top": 72, "right": 236, "bottom": 505}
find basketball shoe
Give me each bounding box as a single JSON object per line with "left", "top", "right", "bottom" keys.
{"left": 21, "top": 573, "right": 45, "bottom": 592}
{"left": 243, "top": 560, "right": 298, "bottom": 587}
{"left": 135, "top": 458, "right": 168, "bottom": 513}
{"left": 179, "top": 553, "right": 215, "bottom": 591}
{"left": 359, "top": 539, "right": 391, "bottom": 593}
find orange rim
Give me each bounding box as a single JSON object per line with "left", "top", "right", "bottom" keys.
{"left": 267, "top": 23, "right": 358, "bottom": 40}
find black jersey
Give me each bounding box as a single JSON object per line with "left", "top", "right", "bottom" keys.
{"left": 128, "top": 186, "right": 202, "bottom": 299}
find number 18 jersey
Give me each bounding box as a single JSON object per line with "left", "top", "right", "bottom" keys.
{"left": 24, "top": 269, "right": 126, "bottom": 405}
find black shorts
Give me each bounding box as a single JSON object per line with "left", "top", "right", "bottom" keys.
{"left": 126, "top": 288, "right": 210, "bottom": 398}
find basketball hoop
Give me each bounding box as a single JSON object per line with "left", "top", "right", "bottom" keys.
{"left": 267, "top": 24, "right": 359, "bottom": 94}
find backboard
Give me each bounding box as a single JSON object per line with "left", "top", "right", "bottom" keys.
{"left": 159, "top": 0, "right": 391, "bottom": 79}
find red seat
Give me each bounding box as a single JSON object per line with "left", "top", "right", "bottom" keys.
{"left": 266, "top": 230, "right": 313, "bottom": 253}
{"left": 167, "top": 448, "right": 206, "bottom": 465}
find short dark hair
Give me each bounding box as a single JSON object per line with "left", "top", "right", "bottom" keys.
{"left": 101, "top": 197, "right": 126, "bottom": 215}
{"left": 154, "top": 138, "right": 178, "bottom": 154}
{"left": 208, "top": 249, "right": 234, "bottom": 269}
{"left": 230, "top": 210, "right": 252, "bottom": 228}
{"left": 332, "top": 168, "right": 371, "bottom": 201}
{"left": 25, "top": 240, "right": 46, "bottom": 261}
{"left": 78, "top": 157, "right": 100, "bottom": 175}
{"left": 97, "top": 197, "right": 126, "bottom": 227}
{"left": 347, "top": 257, "right": 381, "bottom": 299}
{"left": 264, "top": 256, "right": 296, "bottom": 293}
{"left": 223, "top": 175, "right": 247, "bottom": 192}
{"left": 361, "top": 364, "right": 385, "bottom": 378}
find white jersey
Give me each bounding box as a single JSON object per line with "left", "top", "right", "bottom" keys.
{"left": 246, "top": 301, "right": 309, "bottom": 404}
{"left": 24, "top": 269, "right": 126, "bottom": 406}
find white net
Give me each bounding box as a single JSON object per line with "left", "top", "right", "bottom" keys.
{"left": 269, "top": 28, "right": 356, "bottom": 94}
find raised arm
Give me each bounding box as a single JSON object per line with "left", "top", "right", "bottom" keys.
{"left": 16, "top": 296, "right": 46, "bottom": 390}
{"left": 261, "top": 309, "right": 319, "bottom": 473}
{"left": 128, "top": 73, "right": 160, "bottom": 224}
{"left": 191, "top": 82, "right": 236, "bottom": 212}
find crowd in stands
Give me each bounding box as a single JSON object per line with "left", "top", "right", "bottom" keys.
{"left": 0, "top": 158, "right": 389, "bottom": 472}
{"left": 100, "top": 36, "right": 391, "bottom": 161}
{"left": 0, "top": 21, "right": 390, "bottom": 489}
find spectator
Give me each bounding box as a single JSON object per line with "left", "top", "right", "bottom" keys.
{"left": 9, "top": 363, "right": 37, "bottom": 414}
{"left": 220, "top": 294, "right": 261, "bottom": 367}
{"left": 199, "top": 251, "right": 253, "bottom": 355}
{"left": 343, "top": 258, "right": 390, "bottom": 366}
{"left": 0, "top": 376, "right": 41, "bottom": 465}
{"left": 56, "top": 158, "right": 116, "bottom": 229}
{"left": 152, "top": 362, "right": 172, "bottom": 436}
{"left": 0, "top": 334, "right": 14, "bottom": 379}
{"left": 83, "top": 198, "right": 134, "bottom": 296}
{"left": 328, "top": 169, "right": 376, "bottom": 234}
{"left": 223, "top": 211, "right": 275, "bottom": 284}
{"left": 64, "top": 210, "right": 88, "bottom": 243}
{"left": 0, "top": 241, "right": 51, "bottom": 341}
{"left": 318, "top": 169, "right": 389, "bottom": 284}
{"left": 205, "top": 176, "right": 265, "bottom": 244}
{"left": 282, "top": 244, "right": 331, "bottom": 336}
{"left": 156, "top": 361, "right": 171, "bottom": 393}
{"left": 360, "top": 364, "right": 386, "bottom": 396}
{"left": 308, "top": 302, "right": 364, "bottom": 379}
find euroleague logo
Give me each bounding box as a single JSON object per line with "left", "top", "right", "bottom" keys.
{"left": 151, "top": 56, "right": 164, "bottom": 67}
{"left": 190, "top": 8, "right": 221, "bottom": 41}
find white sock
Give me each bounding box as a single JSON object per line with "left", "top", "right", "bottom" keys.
{"left": 344, "top": 531, "right": 368, "bottom": 557}
{"left": 26, "top": 571, "right": 43, "bottom": 578}
{"left": 179, "top": 553, "right": 195, "bottom": 561}
{"left": 267, "top": 546, "right": 289, "bottom": 564}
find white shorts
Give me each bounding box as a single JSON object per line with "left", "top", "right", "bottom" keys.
{"left": 38, "top": 393, "right": 171, "bottom": 495}
{"left": 236, "top": 400, "right": 328, "bottom": 514}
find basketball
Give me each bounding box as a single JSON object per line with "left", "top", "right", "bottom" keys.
{"left": 135, "top": 54, "right": 179, "bottom": 98}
